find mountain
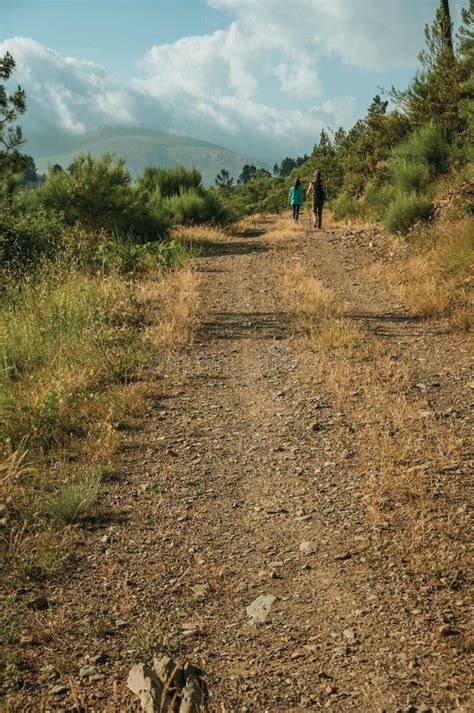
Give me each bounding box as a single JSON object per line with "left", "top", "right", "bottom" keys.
{"left": 25, "top": 126, "right": 267, "bottom": 185}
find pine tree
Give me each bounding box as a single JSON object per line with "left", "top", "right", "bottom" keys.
{"left": 458, "top": 0, "right": 474, "bottom": 141}
{"left": 215, "top": 168, "right": 234, "bottom": 189}
{"left": 391, "top": 0, "right": 464, "bottom": 138}
{"left": 0, "top": 52, "right": 27, "bottom": 173}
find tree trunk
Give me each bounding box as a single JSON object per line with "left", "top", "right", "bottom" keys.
{"left": 440, "top": 0, "right": 454, "bottom": 51}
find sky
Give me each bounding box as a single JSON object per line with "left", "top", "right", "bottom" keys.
{"left": 0, "top": 0, "right": 467, "bottom": 162}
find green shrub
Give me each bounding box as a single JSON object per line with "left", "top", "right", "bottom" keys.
{"left": 45, "top": 469, "right": 102, "bottom": 524}
{"left": 36, "top": 153, "right": 168, "bottom": 240}
{"left": 0, "top": 189, "right": 64, "bottom": 270}
{"left": 137, "top": 164, "right": 202, "bottom": 198}
{"left": 388, "top": 124, "right": 450, "bottom": 194}
{"left": 332, "top": 192, "right": 362, "bottom": 221}
{"left": 166, "top": 189, "right": 207, "bottom": 224}
{"left": 384, "top": 192, "right": 433, "bottom": 234}
{"left": 364, "top": 182, "right": 396, "bottom": 219}
{"left": 390, "top": 160, "right": 431, "bottom": 194}
{"left": 201, "top": 188, "right": 234, "bottom": 224}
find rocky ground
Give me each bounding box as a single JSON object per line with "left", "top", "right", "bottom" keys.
{"left": 5, "top": 215, "right": 472, "bottom": 712}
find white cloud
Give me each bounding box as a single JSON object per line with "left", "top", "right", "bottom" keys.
{"left": 208, "top": 0, "right": 433, "bottom": 69}
{"left": 274, "top": 60, "right": 321, "bottom": 99}
{"left": 0, "top": 37, "right": 135, "bottom": 134}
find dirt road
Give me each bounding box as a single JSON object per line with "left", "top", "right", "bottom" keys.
{"left": 25, "top": 216, "right": 472, "bottom": 711}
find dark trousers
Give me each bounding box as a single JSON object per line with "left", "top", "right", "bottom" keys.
{"left": 292, "top": 204, "right": 300, "bottom": 221}
{"left": 313, "top": 199, "right": 324, "bottom": 228}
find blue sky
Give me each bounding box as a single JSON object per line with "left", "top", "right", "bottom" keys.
{"left": 0, "top": 0, "right": 467, "bottom": 162}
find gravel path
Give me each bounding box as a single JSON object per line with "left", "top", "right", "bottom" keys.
{"left": 17, "top": 216, "right": 472, "bottom": 712}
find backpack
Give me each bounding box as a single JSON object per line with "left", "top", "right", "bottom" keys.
{"left": 313, "top": 179, "right": 325, "bottom": 200}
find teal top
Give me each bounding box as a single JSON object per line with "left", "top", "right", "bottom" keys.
{"left": 289, "top": 186, "right": 303, "bottom": 205}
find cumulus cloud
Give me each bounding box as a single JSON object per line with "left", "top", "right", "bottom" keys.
{"left": 0, "top": 37, "right": 135, "bottom": 134}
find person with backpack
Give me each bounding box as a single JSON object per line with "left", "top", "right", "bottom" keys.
{"left": 288, "top": 177, "right": 304, "bottom": 222}
{"left": 306, "top": 170, "right": 326, "bottom": 229}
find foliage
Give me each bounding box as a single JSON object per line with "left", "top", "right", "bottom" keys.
{"left": 136, "top": 164, "right": 202, "bottom": 198}
{"left": 238, "top": 164, "right": 257, "bottom": 183}
{"left": 293, "top": 100, "right": 410, "bottom": 201}
{"left": 332, "top": 192, "right": 362, "bottom": 221}
{"left": 274, "top": 155, "right": 308, "bottom": 177}
{"left": 165, "top": 187, "right": 232, "bottom": 225}
{"left": 364, "top": 182, "right": 396, "bottom": 219}
{"left": 390, "top": 0, "right": 468, "bottom": 139}
{"left": 384, "top": 192, "right": 433, "bottom": 234}
{"left": 215, "top": 168, "right": 233, "bottom": 189}
{"left": 0, "top": 186, "right": 64, "bottom": 270}
{"left": 0, "top": 52, "right": 27, "bottom": 170}
{"left": 36, "top": 153, "right": 166, "bottom": 239}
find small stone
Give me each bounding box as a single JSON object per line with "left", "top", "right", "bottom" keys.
{"left": 334, "top": 552, "right": 352, "bottom": 561}
{"left": 191, "top": 584, "right": 209, "bottom": 599}
{"left": 27, "top": 596, "right": 49, "bottom": 611}
{"left": 299, "top": 541, "right": 317, "bottom": 555}
{"left": 181, "top": 621, "right": 200, "bottom": 634}
{"left": 246, "top": 594, "right": 276, "bottom": 624}
{"left": 301, "top": 563, "right": 311, "bottom": 571}
{"left": 296, "top": 515, "right": 312, "bottom": 523}
{"left": 90, "top": 652, "right": 108, "bottom": 664}
{"left": 343, "top": 628, "right": 357, "bottom": 644}
{"left": 52, "top": 685, "right": 69, "bottom": 695}
{"left": 439, "top": 624, "right": 460, "bottom": 637}
{"left": 79, "top": 665, "right": 98, "bottom": 678}
{"left": 115, "top": 619, "right": 128, "bottom": 628}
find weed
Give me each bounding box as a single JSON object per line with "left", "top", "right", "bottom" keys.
{"left": 44, "top": 468, "right": 102, "bottom": 524}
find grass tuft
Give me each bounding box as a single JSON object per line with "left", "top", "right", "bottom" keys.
{"left": 45, "top": 469, "right": 102, "bottom": 524}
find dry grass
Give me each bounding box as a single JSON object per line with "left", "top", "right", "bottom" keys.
{"left": 145, "top": 268, "right": 200, "bottom": 351}
{"left": 174, "top": 224, "right": 228, "bottom": 245}
{"left": 278, "top": 263, "right": 339, "bottom": 332}
{"left": 263, "top": 213, "right": 305, "bottom": 249}
{"left": 367, "top": 217, "right": 473, "bottom": 331}
{"left": 280, "top": 258, "right": 466, "bottom": 578}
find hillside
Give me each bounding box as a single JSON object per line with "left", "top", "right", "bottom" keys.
{"left": 25, "top": 126, "right": 265, "bottom": 184}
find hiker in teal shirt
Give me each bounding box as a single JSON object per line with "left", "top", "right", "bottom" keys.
{"left": 289, "top": 178, "right": 303, "bottom": 221}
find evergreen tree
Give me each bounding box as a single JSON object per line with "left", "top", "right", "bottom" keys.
{"left": 391, "top": 0, "right": 465, "bottom": 138}
{"left": 215, "top": 168, "right": 234, "bottom": 189}
{"left": 238, "top": 164, "right": 257, "bottom": 183}
{"left": 458, "top": 0, "right": 474, "bottom": 141}
{"left": 0, "top": 52, "right": 27, "bottom": 173}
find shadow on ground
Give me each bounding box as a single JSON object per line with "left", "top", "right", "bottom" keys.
{"left": 198, "top": 311, "right": 287, "bottom": 341}
{"left": 194, "top": 239, "right": 268, "bottom": 258}
{"left": 349, "top": 310, "right": 440, "bottom": 338}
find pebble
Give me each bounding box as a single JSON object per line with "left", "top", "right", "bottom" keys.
{"left": 439, "top": 624, "right": 460, "bottom": 637}
{"left": 299, "top": 541, "right": 317, "bottom": 555}
{"left": 79, "top": 665, "right": 98, "bottom": 678}
{"left": 52, "top": 685, "right": 69, "bottom": 695}
{"left": 246, "top": 594, "right": 276, "bottom": 624}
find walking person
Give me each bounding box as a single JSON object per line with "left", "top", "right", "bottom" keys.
{"left": 288, "top": 177, "right": 303, "bottom": 222}
{"left": 306, "top": 170, "right": 326, "bottom": 229}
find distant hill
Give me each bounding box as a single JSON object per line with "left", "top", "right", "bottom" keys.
{"left": 26, "top": 127, "right": 267, "bottom": 185}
